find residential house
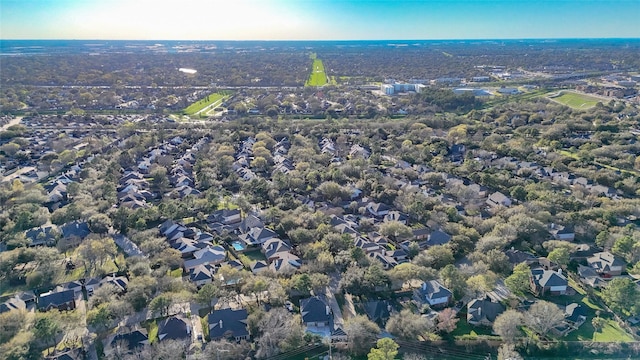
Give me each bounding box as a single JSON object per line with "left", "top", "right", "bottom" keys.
{"left": 426, "top": 230, "right": 452, "bottom": 247}
{"left": 366, "top": 202, "right": 390, "bottom": 218}
{"left": 208, "top": 308, "right": 250, "bottom": 341}
{"left": 505, "top": 249, "right": 536, "bottom": 265}
{"left": 101, "top": 275, "right": 129, "bottom": 294}
{"left": 38, "top": 289, "right": 76, "bottom": 311}
{"left": 60, "top": 220, "right": 91, "bottom": 241}
{"left": 157, "top": 315, "right": 191, "bottom": 341}
{"left": 363, "top": 300, "right": 391, "bottom": 325}
{"left": 45, "top": 349, "right": 82, "bottom": 360}
{"left": 486, "top": 192, "right": 512, "bottom": 208}
{"left": 0, "top": 295, "right": 26, "bottom": 313}
{"left": 208, "top": 209, "right": 242, "bottom": 225}
{"left": 108, "top": 328, "right": 149, "bottom": 353}
{"left": 553, "top": 303, "right": 587, "bottom": 336}
{"left": 549, "top": 224, "right": 575, "bottom": 241}
{"left": 587, "top": 252, "right": 626, "bottom": 277}
{"left": 25, "top": 225, "right": 59, "bottom": 246}
{"left": 531, "top": 268, "right": 567, "bottom": 296}
{"left": 183, "top": 245, "right": 227, "bottom": 273}
{"left": 413, "top": 280, "right": 452, "bottom": 308}
{"left": 412, "top": 227, "right": 430, "bottom": 241}
{"left": 300, "top": 296, "right": 333, "bottom": 328}
{"left": 577, "top": 265, "right": 607, "bottom": 288}
{"left": 467, "top": 297, "right": 505, "bottom": 326}
{"left": 384, "top": 211, "right": 409, "bottom": 225}
{"left": 189, "top": 264, "right": 214, "bottom": 287}
{"left": 56, "top": 280, "right": 84, "bottom": 297}
{"left": 239, "top": 227, "right": 278, "bottom": 246}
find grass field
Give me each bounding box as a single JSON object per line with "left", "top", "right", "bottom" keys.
{"left": 305, "top": 57, "right": 329, "bottom": 87}
{"left": 548, "top": 91, "right": 602, "bottom": 110}
{"left": 183, "top": 91, "right": 231, "bottom": 115}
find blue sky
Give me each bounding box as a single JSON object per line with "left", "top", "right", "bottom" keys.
{"left": 1, "top": 0, "right": 639, "bottom": 40}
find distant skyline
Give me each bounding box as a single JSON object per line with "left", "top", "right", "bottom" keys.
{"left": 1, "top": 0, "right": 639, "bottom": 40}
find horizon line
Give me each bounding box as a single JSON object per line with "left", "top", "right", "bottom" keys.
{"left": 2, "top": 37, "right": 640, "bottom": 42}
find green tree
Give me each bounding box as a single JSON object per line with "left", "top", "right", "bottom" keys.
{"left": 33, "top": 315, "right": 61, "bottom": 353}
{"left": 548, "top": 247, "right": 570, "bottom": 266}
{"left": 88, "top": 213, "right": 112, "bottom": 234}
{"left": 600, "top": 278, "right": 640, "bottom": 315}
{"left": 367, "top": 338, "right": 399, "bottom": 360}
{"left": 505, "top": 263, "right": 531, "bottom": 296}
{"left": 149, "top": 294, "right": 174, "bottom": 316}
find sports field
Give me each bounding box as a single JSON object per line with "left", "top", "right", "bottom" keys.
{"left": 548, "top": 91, "right": 601, "bottom": 110}
{"left": 183, "top": 91, "right": 231, "bottom": 115}
{"left": 305, "top": 58, "right": 328, "bottom": 87}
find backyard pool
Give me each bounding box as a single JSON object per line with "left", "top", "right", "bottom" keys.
{"left": 231, "top": 241, "right": 246, "bottom": 251}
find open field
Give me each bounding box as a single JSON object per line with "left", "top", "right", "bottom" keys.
{"left": 548, "top": 91, "right": 602, "bottom": 110}
{"left": 305, "top": 56, "right": 329, "bottom": 87}
{"left": 182, "top": 91, "right": 231, "bottom": 115}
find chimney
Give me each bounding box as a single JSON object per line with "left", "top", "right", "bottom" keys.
{"left": 422, "top": 282, "right": 427, "bottom": 290}
{"left": 219, "top": 320, "right": 223, "bottom": 328}
{"left": 326, "top": 306, "right": 331, "bottom": 316}
{"left": 558, "top": 269, "right": 562, "bottom": 276}
{"left": 478, "top": 307, "right": 482, "bottom": 316}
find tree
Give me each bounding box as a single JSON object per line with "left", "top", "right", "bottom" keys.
{"left": 149, "top": 293, "right": 174, "bottom": 316}
{"left": 0, "top": 310, "right": 26, "bottom": 344}
{"left": 423, "top": 245, "right": 454, "bottom": 269}
{"left": 497, "top": 344, "right": 523, "bottom": 360}
{"left": 600, "top": 278, "right": 640, "bottom": 315}
{"left": 385, "top": 309, "right": 434, "bottom": 340}
{"left": 367, "top": 338, "right": 399, "bottom": 360}
{"left": 345, "top": 315, "right": 380, "bottom": 356}
{"left": 255, "top": 308, "right": 304, "bottom": 359}
{"left": 88, "top": 213, "right": 112, "bottom": 234}
{"left": 204, "top": 339, "right": 251, "bottom": 360}
{"left": 439, "top": 264, "right": 466, "bottom": 299}
{"left": 547, "top": 247, "right": 570, "bottom": 266}
{"left": 524, "top": 300, "right": 564, "bottom": 338}
{"left": 493, "top": 310, "right": 523, "bottom": 343}
{"left": 591, "top": 316, "right": 606, "bottom": 332}
{"left": 379, "top": 221, "right": 413, "bottom": 241}
{"left": 505, "top": 263, "right": 531, "bottom": 296}
{"left": 33, "top": 315, "right": 61, "bottom": 353}
{"left": 436, "top": 307, "right": 459, "bottom": 333}
{"left": 87, "top": 305, "right": 113, "bottom": 331}
{"left": 466, "top": 272, "right": 497, "bottom": 298}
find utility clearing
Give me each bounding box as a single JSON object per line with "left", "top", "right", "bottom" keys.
{"left": 305, "top": 53, "right": 328, "bottom": 87}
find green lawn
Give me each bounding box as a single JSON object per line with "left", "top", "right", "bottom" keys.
{"left": 548, "top": 91, "right": 601, "bottom": 110}
{"left": 183, "top": 91, "right": 231, "bottom": 115}
{"left": 243, "top": 249, "right": 266, "bottom": 262}
{"left": 450, "top": 317, "right": 495, "bottom": 338}
{"left": 305, "top": 58, "right": 328, "bottom": 87}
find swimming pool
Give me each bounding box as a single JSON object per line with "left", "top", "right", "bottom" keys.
{"left": 231, "top": 241, "right": 246, "bottom": 251}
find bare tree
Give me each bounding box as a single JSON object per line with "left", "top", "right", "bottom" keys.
{"left": 493, "top": 310, "right": 523, "bottom": 343}
{"left": 524, "top": 301, "right": 564, "bottom": 338}
{"left": 386, "top": 309, "right": 434, "bottom": 340}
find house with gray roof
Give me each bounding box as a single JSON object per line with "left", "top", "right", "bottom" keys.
{"left": 413, "top": 280, "right": 452, "bottom": 308}
{"left": 300, "top": 296, "right": 333, "bottom": 329}
{"left": 530, "top": 268, "right": 567, "bottom": 296}
{"left": 467, "top": 297, "right": 505, "bottom": 326}
{"left": 587, "top": 252, "right": 626, "bottom": 277}
{"left": 208, "top": 308, "right": 250, "bottom": 341}
{"left": 158, "top": 315, "right": 191, "bottom": 341}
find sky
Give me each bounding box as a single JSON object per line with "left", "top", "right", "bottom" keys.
{"left": 1, "top": 0, "right": 639, "bottom": 40}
